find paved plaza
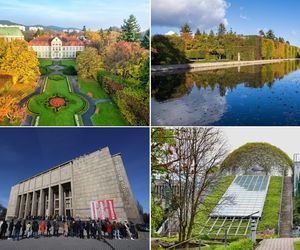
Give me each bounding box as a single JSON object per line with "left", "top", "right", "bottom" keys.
{"left": 0, "top": 236, "right": 149, "bottom": 250}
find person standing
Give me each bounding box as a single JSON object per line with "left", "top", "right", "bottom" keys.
{"left": 8, "top": 219, "right": 14, "bottom": 239}
{"left": 85, "top": 220, "right": 91, "bottom": 239}
{"left": 32, "top": 220, "right": 39, "bottom": 239}
{"left": 0, "top": 220, "right": 8, "bottom": 240}
{"left": 79, "top": 220, "right": 84, "bottom": 239}
{"left": 13, "top": 220, "right": 21, "bottom": 241}
{"left": 124, "top": 221, "right": 134, "bottom": 240}
{"left": 107, "top": 221, "right": 112, "bottom": 239}
{"left": 26, "top": 221, "right": 32, "bottom": 238}
{"left": 63, "top": 221, "right": 69, "bottom": 237}
{"left": 40, "top": 220, "right": 45, "bottom": 237}
{"left": 97, "top": 219, "right": 102, "bottom": 240}
{"left": 46, "top": 220, "right": 51, "bottom": 237}
{"left": 21, "top": 220, "right": 26, "bottom": 239}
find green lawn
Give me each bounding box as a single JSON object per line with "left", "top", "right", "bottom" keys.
{"left": 257, "top": 176, "right": 282, "bottom": 233}
{"left": 27, "top": 75, "right": 88, "bottom": 126}
{"left": 60, "top": 59, "right": 76, "bottom": 67}
{"left": 78, "top": 77, "right": 109, "bottom": 99}
{"left": 39, "top": 59, "right": 53, "bottom": 67}
{"left": 295, "top": 241, "right": 300, "bottom": 250}
{"left": 92, "top": 102, "right": 128, "bottom": 126}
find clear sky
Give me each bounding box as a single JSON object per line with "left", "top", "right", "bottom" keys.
{"left": 152, "top": 0, "right": 300, "bottom": 47}
{"left": 0, "top": 128, "right": 149, "bottom": 213}
{"left": 222, "top": 127, "right": 300, "bottom": 160}
{"left": 0, "top": 0, "right": 149, "bottom": 31}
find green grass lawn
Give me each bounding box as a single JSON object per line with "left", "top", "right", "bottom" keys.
{"left": 60, "top": 59, "right": 76, "bottom": 67}
{"left": 92, "top": 102, "right": 128, "bottom": 126}
{"left": 78, "top": 77, "right": 109, "bottom": 99}
{"left": 27, "top": 76, "right": 88, "bottom": 126}
{"left": 295, "top": 241, "right": 300, "bottom": 250}
{"left": 39, "top": 59, "right": 53, "bottom": 67}
{"left": 257, "top": 176, "right": 282, "bottom": 234}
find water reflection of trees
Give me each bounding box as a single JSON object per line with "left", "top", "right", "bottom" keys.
{"left": 152, "top": 61, "right": 300, "bottom": 101}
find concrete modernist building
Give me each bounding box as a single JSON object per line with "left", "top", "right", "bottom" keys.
{"left": 29, "top": 35, "right": 85, "bottom": 59}
{"left": 6, "top": 147, "right": 142, "bottom": 223}
{"left": 0, "top": 27, "right": 24, "bottom": 42}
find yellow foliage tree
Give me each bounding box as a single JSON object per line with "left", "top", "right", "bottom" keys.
{"left": 76, "top": 47, "right": 103, "bottom": 79}
{"left": 0, "top": 40, "right": 40, "bottom": 84}
{"left": 85, "top": 31, "right": 101, "bottom": 41}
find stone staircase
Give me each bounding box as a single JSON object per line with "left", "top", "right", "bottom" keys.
{"left": 279, "top": 176, "right": 293, "bottom": 238}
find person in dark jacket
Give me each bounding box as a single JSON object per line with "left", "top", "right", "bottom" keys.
{"left": 53, "top": 220, "right": 59, "bottom": 237}
{"left": 46, "top": 220, "right": 51, "bottom": 237}
{"left": 91, "top": 220, "right": 96, "bottom": 239}
{"left": 32, "top": 220, "right": 39, "bottom": 239}
{"left": 13, "top": 220, "right": 22, "bottom": 241}
{"left": 0, "top": 220, "right": 8, "bottom": 239}
{"left": 129, "top": 222, "right": 138, "bottom": 239}
{"left": 8, "top": 219, "right": 14, "bottom": 239}
{"left": 85, "top": 220, "right": 91, "bottom": 239}
{"left": 79, "top": 220, "right": 84, "bottom": 239}
{"left": 97, "top": 219, "right": 102, "bottom": 240}
{"left": 21, "top": 220, "right": 26, "bottom": 239}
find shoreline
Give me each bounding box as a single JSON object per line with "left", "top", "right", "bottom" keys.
{"left": 152, "top": 58, "right": 300, "bottom": 74}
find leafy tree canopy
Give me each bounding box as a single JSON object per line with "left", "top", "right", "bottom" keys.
{"left": 221, "top": 142, "right": 293, "bottom": 175}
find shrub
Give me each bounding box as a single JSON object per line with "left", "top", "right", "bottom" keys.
{"left": 63, "top": 66, "right": 77, "bottom": 75}
{"left": 48, "top": 75, "right": 65, "bottom": 81}
{"left": 214, "top": 239, "right": 254, "bottom": 250}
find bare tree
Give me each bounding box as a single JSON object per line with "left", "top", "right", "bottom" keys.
{"left": 159, "top": 127, "right": 228, "bottom": 243}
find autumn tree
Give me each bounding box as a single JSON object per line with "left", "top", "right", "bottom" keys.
{"left": 120, "top": 14, "right": 141, "bottom": 42}
{"left": 152, "top": 127, "right": 228, "bottom": 243}
{"left": 0, "top": 95, "right": 27, "bottom": 123}
{"left": 76, "top": 47, "right": 103, "bottom": 79}
{"left": 0, "top": 40, "right": 40, "bottom": 84}
{"left": 103, "top": 41, "right": 147, "bottom": 78}
{"left": 85, "top": 31, "right": 101, "bottom": 41}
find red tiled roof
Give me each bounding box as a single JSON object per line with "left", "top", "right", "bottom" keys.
{"left": 29, "top": 36, "right": 85, "bottom": 46}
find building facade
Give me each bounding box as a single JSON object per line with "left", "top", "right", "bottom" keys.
{"left": 29, "top": 36, "right": 85, "bottom": 59}
{"left": 6, "top": 147, "right": 142, "bottom": 223}
{"left": 0, "top": 27, "right": 24, "bottom": 42}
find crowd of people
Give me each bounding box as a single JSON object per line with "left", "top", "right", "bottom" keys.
{"left": 0, "top": 217, "right": 138, "bottom": 241}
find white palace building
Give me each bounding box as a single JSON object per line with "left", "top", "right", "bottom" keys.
{"left": 29, "top": 35, "right": 85, "bottom": 59}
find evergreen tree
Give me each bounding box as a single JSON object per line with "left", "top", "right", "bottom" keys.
{"left": 266, "top": 29, "right": 275, "bottom": 40}
{"left": 141, "top": 30, "right": 149, "bottom": 49}
{"left": 195, "top": 28, "right": 201, "bottom": 36}
{"left": 180, "top": 23, "right": 192, "bottom": 34}
{"left": 82, "top": 25, "right": 86, "bottom": 32}
{"left": 209, "top": 30, "right": 215, "bottom": 38}
{"left": 278, "top": 37, "right": 285, "bottom": 43}
{"left": 34, "top": 29, "right": 43, "bottom": 37}
{"left": 258, "top": 29, "right": 265, "bottom": 37}
{"left": 120, "top": 14, "right": 141, "bottom": 42}
{"left": 218, "top": 23, "right": 226, "bottom": 36}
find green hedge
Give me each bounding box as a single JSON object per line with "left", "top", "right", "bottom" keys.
{"left": 214, "top": 239, "right": 254, "bottom": 250}
{"left": 63, "top": 65, "right": 77, "bottom": 75}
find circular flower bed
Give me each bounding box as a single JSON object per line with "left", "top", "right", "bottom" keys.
{"left": 48, "top": 97, "right": 66, "bottom": 108}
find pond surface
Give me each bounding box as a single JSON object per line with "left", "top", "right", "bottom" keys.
{"left": 151, "top": 60, "right": 300, "bottom": 126}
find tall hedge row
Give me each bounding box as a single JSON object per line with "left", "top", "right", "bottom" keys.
{"left": 152, "top": 34, "right": 300, "bottom": 65}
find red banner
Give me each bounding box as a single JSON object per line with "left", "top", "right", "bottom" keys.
{"left": 90, "top": 199, "right": 117, "bottom": 220}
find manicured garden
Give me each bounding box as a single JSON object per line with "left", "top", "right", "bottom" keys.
{"left": 92, "top": 102, "right": 128, "bottom": 126}
{"left": 27, "top": 74, "right": 88, "bottom": 126}
{"left": 78, "top": 77, "right": 109, "bottom": 99}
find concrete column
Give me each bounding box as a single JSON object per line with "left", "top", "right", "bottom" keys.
{"left": 14, "top": 196, "right": 21, "bottom": 219}
{"left": 31, "top": 191, "right": 37, "bottom": 217}
{"left": 18, "top": 195, "right": 25, "bottom": 218}
{"left": 48, "top": 187, "right": 53, "bottom": 217}
{"left": 24, "top": 193, "right": 30, "bottom": 218}
{"left": 59, "top": 184, "right": 64, "bottom": 216}
{"left": 38, "top": 189, "right": 45, "bottom": 217}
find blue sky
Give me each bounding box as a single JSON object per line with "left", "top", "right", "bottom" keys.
{"left": 152, "top": 0, "right": 300, "bottom": 47}
{"left": 0, "top": 0, "right": 149, "bottom": 31}
{"left": 0, "top": 128, "right": 149, "bottom": 213}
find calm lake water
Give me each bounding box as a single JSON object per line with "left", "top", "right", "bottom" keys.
{"left": 151, "top": 60, "right": 300, "bottom": 126}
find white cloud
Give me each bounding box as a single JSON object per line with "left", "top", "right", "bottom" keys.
{"left": 152, "top": 0, "right": 229, "bottom": 30}
{"left": 240, "top": 14, "right": 249, "bottom": 20}
{"left": 165, "top": 30, "right": 176, "bottom": 35}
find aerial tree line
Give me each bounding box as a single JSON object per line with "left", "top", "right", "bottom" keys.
{"left": 152, "top": 23, "right": 300, "bottom": 65}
